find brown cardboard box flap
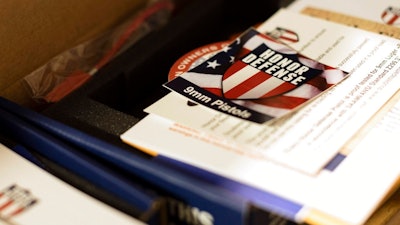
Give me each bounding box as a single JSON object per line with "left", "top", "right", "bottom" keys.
{"left": 0, "top": 0, "right": 147, "bottom": 107}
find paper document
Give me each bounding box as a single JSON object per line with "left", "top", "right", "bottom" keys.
{"left": 121, "top": 7, "right": 400, "bottom": 225}
{"left": 0, "top": 143, "right": 145, "bottom": 225}
{"left": 146, "top": 9, "right": 400, "bottom": 174}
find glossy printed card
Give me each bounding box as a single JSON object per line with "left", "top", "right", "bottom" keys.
{"left": 145, "top": 9, "right": 400, "bottom": 175}
{"left": 163, "top": 28, "right": 348, "bottom": 123}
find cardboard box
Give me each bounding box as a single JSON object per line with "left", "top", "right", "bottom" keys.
{"left": 0, "top": 0, "right": 147, "bottom": 109}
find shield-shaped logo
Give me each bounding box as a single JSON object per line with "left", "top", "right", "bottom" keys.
{"left": 381, "top": 6, "right": 400, "bottom": 25}
{"left": 267, "top": 27, "right": 299, "bottom": 44}
{"left": 222, "top": 43, "right": 321, "bottom": 100}
{"left": 0, "top": 184, "right": 38, "bottom": 219}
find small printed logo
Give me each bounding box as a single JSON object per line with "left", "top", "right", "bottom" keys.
{"left": 0, "top": 184, "right": 38, "bottom": 220}
{"left": 267, "top": 27, "right": 299, "bottom": 44}
{"left": 381, "top": 6, "right": 400, "bottom": 26}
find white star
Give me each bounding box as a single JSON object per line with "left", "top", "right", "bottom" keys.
{"left": 222, "top": 46, "right": 231, "bottom": 52}
{"left": 206, "top": 60, "right": 220, "bottom": 69}
{"left": 229, "top": 56, "right": 235, "bottom": 63}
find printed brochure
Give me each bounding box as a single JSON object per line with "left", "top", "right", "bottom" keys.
{"left": 121, "top": 8, "right": 400, "bottom": 225}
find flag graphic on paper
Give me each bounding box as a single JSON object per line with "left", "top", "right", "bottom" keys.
{"left": 0, "top": 184, "right": 38, "bottom": 220}
{"left": 266, "top": 27, "right": 299, "bottom": 44}
{"left": 166, "top": 28, "right": 348, "bottom": 121}
{"left": 222, "top": 43, "right": 321, "bottom": 99}
{"left": 381, "top": 6, "right": 400, "bottom": 26}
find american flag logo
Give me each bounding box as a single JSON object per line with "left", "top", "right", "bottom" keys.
{"left": 176, "top": 28, "right": 347, "bottom": 119}
{"left": 266, "top": 27, "right": 299, "bottom": 44}
{"left": 381, "top": 6, "right": 400, "bottom": 26}
{"left": 222, "top": 42, "right": 322, "bottom": 100}
{"left": 0, "top": 184, "right": 38, "bottom": 220}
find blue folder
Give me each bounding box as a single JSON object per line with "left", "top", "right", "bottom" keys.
{"left": 0, "top": 106, "right": 163, "bottom": 223}
{"left": 0, "top": 97, "right": 259, "bottom": 225}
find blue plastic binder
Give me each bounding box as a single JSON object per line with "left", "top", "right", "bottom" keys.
{"left": 0, "top": 97, "right": 285, "bottom": 225}
{"left": 0, "top": 106, "right": 163, "bottom": 223}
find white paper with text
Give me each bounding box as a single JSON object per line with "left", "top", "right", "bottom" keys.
{"left": 144, "top": 9, "right": 400, "bottom": 174}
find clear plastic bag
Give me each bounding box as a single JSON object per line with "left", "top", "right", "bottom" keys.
{"left": 23, "top": 0, "right": 174, "bottom": 103}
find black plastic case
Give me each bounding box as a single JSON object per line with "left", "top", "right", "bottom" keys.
{"left": 43, "top": 0, "right": 279, "bottom": 142}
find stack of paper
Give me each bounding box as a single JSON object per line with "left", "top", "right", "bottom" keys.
{"left": 121, "top": 2, "right": 400, "bottom": 225}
